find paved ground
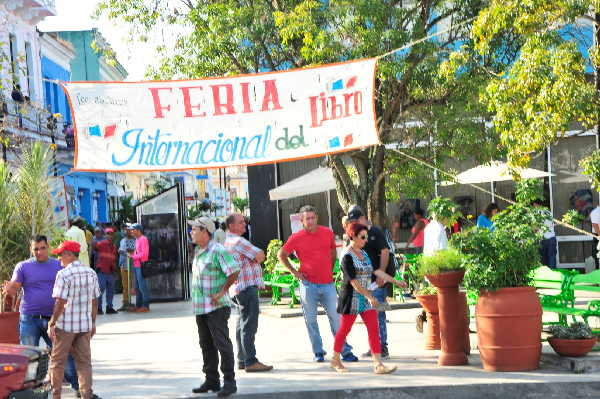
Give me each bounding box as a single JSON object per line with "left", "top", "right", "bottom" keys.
{"left": 57, "top": 294, "right": 600, "bottom": 399}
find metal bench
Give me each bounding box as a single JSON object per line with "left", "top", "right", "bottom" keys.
{"left": 263, "top": 261, "right": 300, "bottom": 308}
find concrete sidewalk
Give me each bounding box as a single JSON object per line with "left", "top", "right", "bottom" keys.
{"left": 71, "top": 296, "right": 600, "bottom": 399}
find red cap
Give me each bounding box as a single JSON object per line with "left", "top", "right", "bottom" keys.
{"left": 104, "top": 228, "right": 115, "bottom": 234}
{"left": 51, "top": 240, "right": 81, "bottom": 255}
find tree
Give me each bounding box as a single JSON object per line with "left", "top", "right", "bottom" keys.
{"left": 232, "top": 197, "right": 249, "bottom": 214}
{"left": 96, "top": 0, "right": 504, "bottom": 227}
{"left": 444, "top": 1, "right": 600, "bottom": 172}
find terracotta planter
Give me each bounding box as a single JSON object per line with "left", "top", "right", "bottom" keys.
{"left": 459, "top": 292, "right": 471, "bottom": 356}
{"left": 426, "top": 270, "right": 468, "bottom": 366}
{"left": 476, "top": 286, "right": 542, "bottom": 371}
{"left": 416, "top": 294, "right": 440, "bottom": 350}
{"left": 548, "top": 337, "right": 597, "bottom": 357}
{"left": 0, "top": 312, "right": 20, "bottom": 344}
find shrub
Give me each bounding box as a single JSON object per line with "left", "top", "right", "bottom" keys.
{"left": 549, "top": 322, "right": 593, "bottom": 340}
{"left": 418, "top": 248, "right": 464, "bottom": 278}
{"left": 427, "top": 197, "right": 461, "bottom": 227}
{"left": 265, "top": 239, "right": 283, "bottom": 274}
{"left": 417, "top": 286, "right": 438, "bottom": 295}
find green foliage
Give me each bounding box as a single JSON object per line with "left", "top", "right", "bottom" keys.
{"left": 549, "top": 322, "right": 593, "bottom": 340}
{"left": 427, "top": 197, "right": 461, "bottom": 227}
{"left": 116, "top": 195, "right": 136, "bottom": 225}
{"left": 562, "top": 209, "right": 585, "bottom": 227}
{"left": 265, "top": 239, "right": 283, "bottom": 274}
{"left": 452, "top": 202, "right": 547, "bottom": 291}
{"left": 232, "top": 197, "right": 249, "bottom": 213}
{"left": 515, "top": 179, "right": 544, "bottom": 205}
{"left": 418, "top": 248, "right": 464, "bottom": 278}
{"left": 463, "top": 0, "right": 600, "bottom": 170}
{"left": 187, "top": 204, "right": 203, "bottom": 220}
{"left": 581, "top": 150, "right": 600, "bottom": 192}
{"left": 0, "top": 143, "right": 58, "bottom": 281}
{"left": 417, "top": 286, "right": 438, "bottom": 295}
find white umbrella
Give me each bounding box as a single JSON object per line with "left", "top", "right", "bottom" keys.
{"left": 268, "top": 167, "right": 336, "bottom": 200}
{"left": 441, "top": 161, "right": 554, "bottom": 201}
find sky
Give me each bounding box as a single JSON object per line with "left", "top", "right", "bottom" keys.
{"left": 37, "top": 0, "right": 150, "bottom": 80}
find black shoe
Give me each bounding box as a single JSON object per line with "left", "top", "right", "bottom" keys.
{"left": 238, "top": 363, "right": 245, "bottom": 370}
{"left": 192, "top": 382, "right": 220, "bottom": 394}
{"left": 381, "top": 348, "right": 390, "bottom": 359}
{"left": 106, "top": 307, "right": 118, "bottom": 314}
{"left": 217, "top": 384, "right": 237, "bottom": 397}
{"left": 76, "top": 392, "right": 101, "bottom": 399}
{"left": 97, "top": 308, "right": 104, "bottom": 315}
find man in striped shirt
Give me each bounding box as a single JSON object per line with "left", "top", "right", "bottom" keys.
{"left": 48, "top": 240, "right": 100, "bottom": 399}
{"left": 189, "top": 217, "right": 240, "bottom": 397}
{"left": 224, "top": 213, "right": 273, "bottom": 373}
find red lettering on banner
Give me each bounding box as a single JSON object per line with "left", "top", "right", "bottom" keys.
{"left": 149, "top": 87, "right": 172, "bottom": 118}
{"left": 261, "top": 80, "right": 283, "bottom": 112}
{"left": 240, "top": 82, "right": 252, "bottom": 113}
{"left": 180, "top": 86, "right": 207, "bottom": 117}
{"left": 309, "top": 90, "right": 364, "bottom": 127}
{"left": 211, "top": 84, "right": 236, "bottom": 115}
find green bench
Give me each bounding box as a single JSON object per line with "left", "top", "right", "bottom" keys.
{"left": 533, "top": 266, "right": 600, "bottom": 328}
{"left": 264, "top": 261, "right": 300, "bottom": 308}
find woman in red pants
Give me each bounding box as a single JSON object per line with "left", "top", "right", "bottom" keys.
{"left": 331, "top": 222, "right": 405, "bottom": 374}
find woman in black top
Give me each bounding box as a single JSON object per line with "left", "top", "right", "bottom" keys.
{"left": 331, "top": 222, "right": 405, "bottom": 374}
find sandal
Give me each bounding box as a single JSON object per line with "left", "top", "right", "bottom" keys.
{"left": 330, "top": 359, "right": 349, "bottom": 373}
{"left": 374, "top": 364, "right": 397, "bottom": 374}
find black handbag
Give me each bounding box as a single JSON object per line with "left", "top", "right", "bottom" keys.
{"left": 141, "top": 261, "right": 151, "bottom": 278}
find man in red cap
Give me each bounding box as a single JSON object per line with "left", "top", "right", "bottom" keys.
{"left": 48, "top": 240, "right": 101, "bottom": 399}
{"left": 94, "top": 228, "right": 118, "bottom": 315}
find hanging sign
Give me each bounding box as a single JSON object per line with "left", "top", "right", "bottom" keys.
{"left": 63, "top": 58, "right": 379, "bottom": 172}
{"left": 49, "top": 177, "right": 69, "bottom": 231}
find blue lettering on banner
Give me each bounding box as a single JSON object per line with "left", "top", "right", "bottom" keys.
{"left": 111, "top": 125, "right": 272, "bottom": 168}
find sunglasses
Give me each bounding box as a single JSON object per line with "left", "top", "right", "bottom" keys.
{"left": 357, "top": 234, "right": 368, "bottom": 240}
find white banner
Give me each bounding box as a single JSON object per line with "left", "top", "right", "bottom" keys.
{"left": 49, "top": 177, "right": 69, "bottom": 232}
{"left": 63, "top": 59, "right": 379, "bottom": 172}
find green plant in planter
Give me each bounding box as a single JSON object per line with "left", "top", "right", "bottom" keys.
{"left": 562, "top": 209, "right": 585, "bottom": 228}
{"left": 548, "top": 322, "right": 593, "bottom": 340}
{"left": 418, "top": 248, "right": 464, "bottom": 278}
{"left": 515, "top": 179, "right": 544, "bottom": 205}
{"left": 416, "top": 286, "right": 438, "bottom": 295}
{"left": 452, "top": 202, "right": 547, "bottom": 292}
{"left": 427, "top": 197, "right": 461, "bottom": 227}
{"left": 265, "top": 239, "right": 283, "bottom": 274}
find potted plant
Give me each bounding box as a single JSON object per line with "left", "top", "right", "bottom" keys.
{"left": 548, "top": 323, "right": 598, "bottom": 357}
{"left": 419, "top": 247, "right": 468, "bottom": 365}
{"left": 453, "top": 201, "right": 548, "bottom": 371}
{"left": 415, "top": 286, "right": 440, "bottom": 350}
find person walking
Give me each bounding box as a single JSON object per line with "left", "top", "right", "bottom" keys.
{"left": 346, "top": 205, "right": 394, "bottom": 359}
{"left": 95, "top": 228, "right": 118, "bottom": 315}
{"left": 224, "top": 213, "right": 273, "bottom": 373}
{"left": 278, "top": 205, "right": 358, "bottom": 363}
{"left": 65, "top": 218, "right": 90, "bottom": 267}
{"left": 532, "top": 199, "right": 557, "bottom": 268}
{"left": 2, "top": 235, "right": 80, "bottom": 396}
{"left": 129, "top": 223, "right": 150, "bottom": 312}
{"left": 117, "top": 224, "right": 136, "bottom": 310}
{"left": 48, "top": 240, "right": 101, "bottom": 399}
{"left": 189, "top": 217, "right": 240, "bottom": 397}
{"left": 476, "top": 203, "right": 499, "bottom": 231}
{"left": 91, "top": 228, "right": 104, "bottom": 270}
{"left": 405, "top": 209, "right": 429, "bottom": 254}
{"left": 331, "top": 222, "right": 402, "bottom": 374}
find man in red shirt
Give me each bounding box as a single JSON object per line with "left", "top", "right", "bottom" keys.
{"left": 95, "top": 228, "right": 118, "bottom": 315}
{"left": 278, "top": 205, "right": 357, "bottom": 363}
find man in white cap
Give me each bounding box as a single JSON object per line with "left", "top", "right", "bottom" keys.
{"left": 188, "top": 217, "right": 240, "bottom": 397}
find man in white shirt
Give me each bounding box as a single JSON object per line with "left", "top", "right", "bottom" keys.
{"left": 533, "top": 199, "right": 557, "bottom": 268}
{"left": 590, "top": 204, "right": 600, "bottom": 269}
{"left": 65, "top": 217, "right": 90, "bottom": 267}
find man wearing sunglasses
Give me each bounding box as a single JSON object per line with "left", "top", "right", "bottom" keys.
{"left": 278, "top": 205, "right": 357, "bottom": 363}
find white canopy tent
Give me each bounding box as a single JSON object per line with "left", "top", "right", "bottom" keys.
{"left": 268, "top": 167, "right": 337, "bottom": 228}
{"left": 440, "top": 161, "right": 554, "bottom": 202}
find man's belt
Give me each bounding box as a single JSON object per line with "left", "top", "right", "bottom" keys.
{"left": 29, "top": 315, "right": 51, "bottom": 320}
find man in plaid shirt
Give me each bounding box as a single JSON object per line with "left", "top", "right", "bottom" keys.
{"left": 48, "top": 240, "right": 101, "bottom": 399}
{"left": 189, "top": 217, "right": 240, "bottom": 398}
{"left": 224, "top": 213, "right": 273, "bottom": 373}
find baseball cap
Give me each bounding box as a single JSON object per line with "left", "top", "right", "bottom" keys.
{"left": 130, "top": 223, "right": 143, "bottom": 231}
{"left": 347, "top": 205, "right": 364, "bottom": 221}
{"left": 104, "top": 228, "right": 115, "bottom": 234}
{"left": 52, "top": 240, "right": 81, "bottom": 255}
{"left": 188, "top": 216, "right": 216, "bottom": 234}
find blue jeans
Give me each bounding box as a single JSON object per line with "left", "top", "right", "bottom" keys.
{"left": 233, "top": 286, "right": 260, "bottom": 367}
{"left": 19, "top": 314, "right": 79, "bottom": 390}
{"left": 134, "top": 267, "right": 150, "bottom": 308}
{"left": 299, "top": 281, "right": 352, "bottom": 356}
{"left": 97, "top": 271, "right": 115, "bottom": 309}
{"left": 372, "top": 288, "right": 388, "bottom": 352}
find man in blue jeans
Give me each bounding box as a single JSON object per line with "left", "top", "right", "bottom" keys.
{"left": 278, "top": 205, "right": 357, "bottom": 363}
{"left": 2, "top": 235, "right": 86, "bottom": 397}
{"left": 347, "top": 206, "right": 393, "bottom": 359}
